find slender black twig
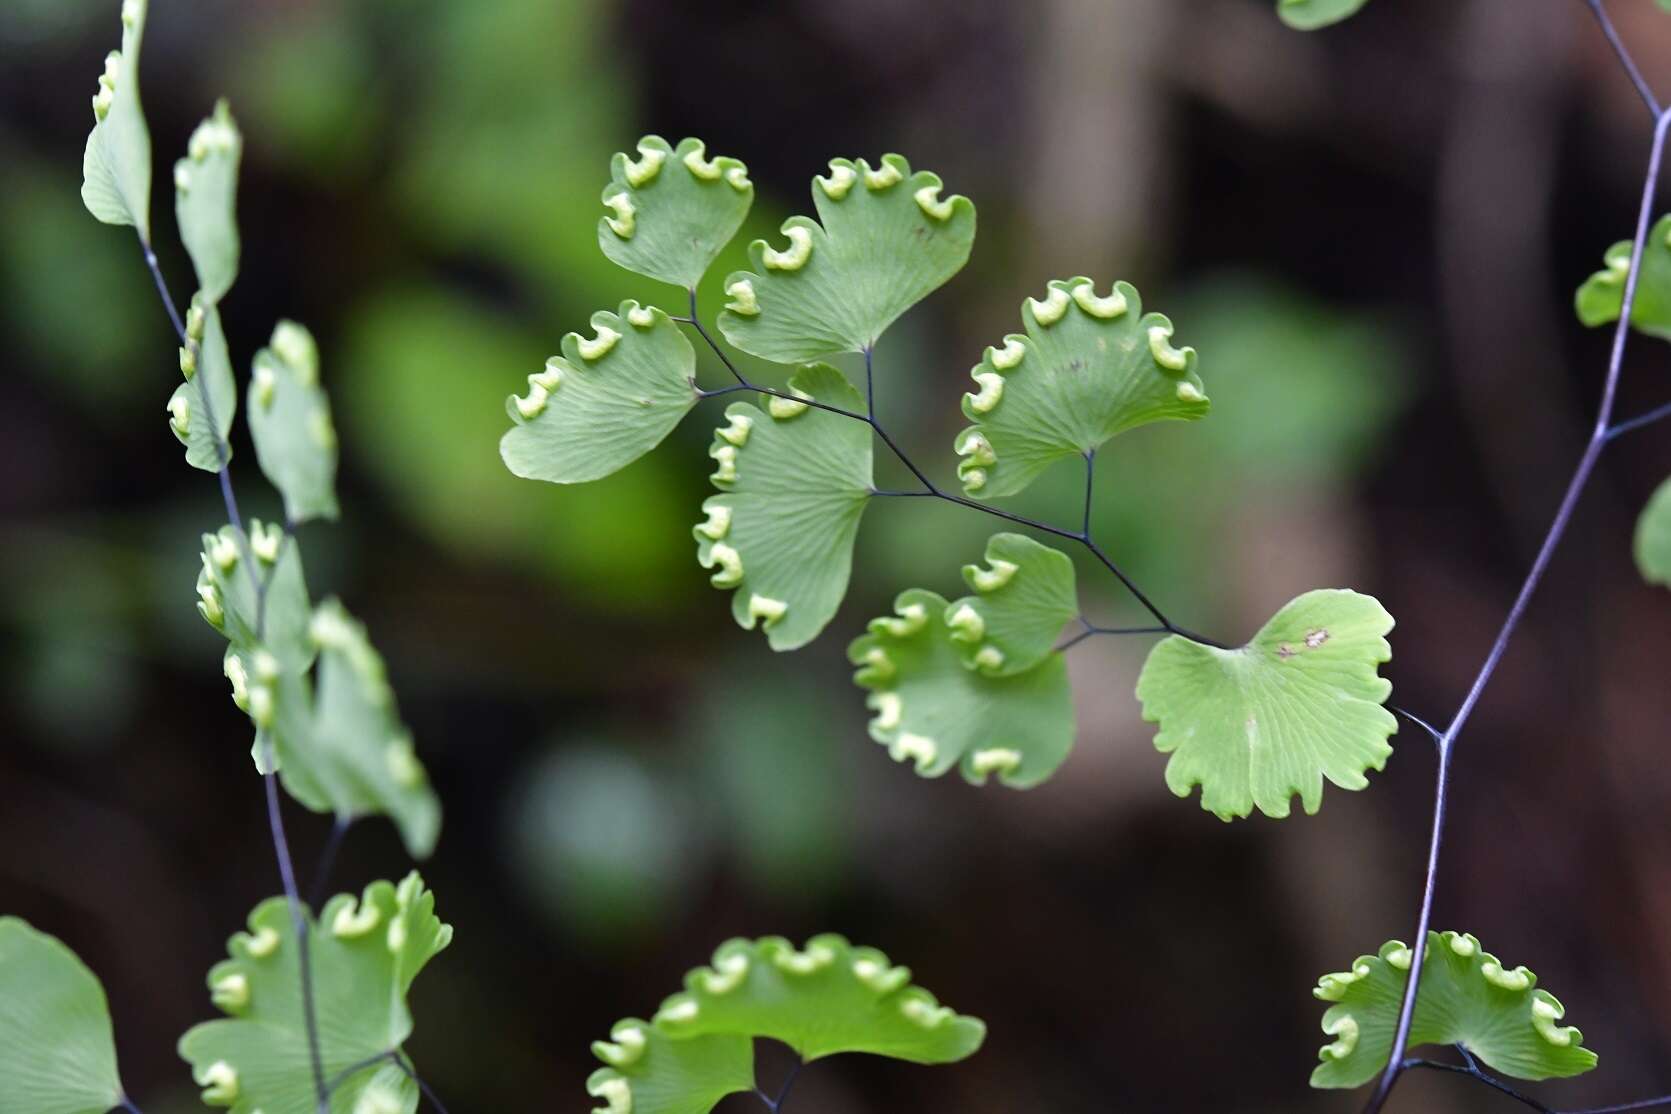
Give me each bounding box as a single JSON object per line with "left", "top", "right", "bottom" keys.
{"left": 1585, "top": 0, "right": 1661, "bottom": 119}
{"left": 1056, "top": 621, "right": 1170, "bottom": 651}
{"left": 756, "top": 1057, "right": 804, "bottom": 1113}
{"left": 1082, "top": 450, "right": 1096, "bottom": 539}
{"left": 307, "top": 814, "right": 353, "bottom": 911}
{"left": 1404, "top": 1046, "right": 1671, "bottom": 1114}
{"left": 688, "top": 286, "right": 747, "bottom": 386}
{"left": 1569, "top": 1097, "right": 1671, "bottom": 1113}
{"left": 325, "top": 1050, "right": 401, "bottom": 1095}
{"left": 1403, "top": 1053, "right": 1551, "bottom": 1111}
{"left": 264, "top": 760, "right": 329, "bottom": 1112}
{"left": 1391, "top": 704, "right": 1444, "bottom": 747}
{"left": 1606, "top": 399, "right": 1671, "bottom": 441}
{"left": 394, "top": 1051, "right": 452, "bottom": 1114}
{"left": 140, "top": 238, "right": 331, "bottom": 1114}
{"left": 1363, "top": 99, "right": 1671, "bottom": 1114}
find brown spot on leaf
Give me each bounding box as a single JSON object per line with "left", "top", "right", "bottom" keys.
{"left": 1277, "top": 643, "right": 1295, "bottom": 659}
{"left": 1305, "top": 628, "right": 1329, "bottom": 649}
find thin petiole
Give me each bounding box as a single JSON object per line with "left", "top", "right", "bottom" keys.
{"left": 1585, "top": 0, "right": 1661, "bottom": 119}
{"left": 1391, "top": 704, "right": 1444, "bottom": 747}
{"left": 325, "top": 1050, "right": 401, "bottom": 1095}
{"left": 393, "top": 1051, "right": 452, "bottom": 1114}
{"left": 1082, "top": 450, "right": 1096, "bottom": 540}
{"left": 756, "top": 1057, "right": 804, "bottom": 1113}
{"left": 264, "top": 759, "right": 329, "bottom": 1112}
{"left": 307, "top": 814, "right": 353, "bottom": 911}
{"left": 688, "top": 286, "right": 747, "bottom": 386}
{"left": 1056, "top": 621, "right": 1170, "bottom": 651}
{"left": 1605, "top": 399, "right": 1671, "bottom": 442}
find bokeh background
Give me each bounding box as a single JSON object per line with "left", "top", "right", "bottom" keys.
{"left": 4, "top": 0, "right": 1671, "bottom": 1110}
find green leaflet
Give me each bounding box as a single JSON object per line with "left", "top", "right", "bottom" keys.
{"left": 587, "top": 935, "right": 984, "bottom": 1114}
{"left": 174, "top": 100, "right": 242, "bottom": 305}
{"left": 1576, "top": 216, "right": 1671, "bottom": 341}
{"left": 1135, "top": 588, "right": 1396, "bottom": 820}
{"left": 81, "top": 0, "right": 151, "bottom": 240}
{"left": 587, "top": 1025, "right": 752, "bottom": 1114}
{"left": 717, "top": 155, "right": 975, "bottom": 363}
{"left": 944, "top": 533, "right": 1077, "bottom": 677}
{"left": 178, "top": 873, "right": 451, "bottom": 1114}
{"left": 694, "top": 363, "right": 872, "bottom": 651}
{"left": 232, "top": 601, "right": 440, "bottom": 859}
{"left": 849, "top": 588, "right": 1075, "bottom": 788}
{"left": 196, "top": 521, "right": 314, "bottom": 673}
{"left": 597, "top": 136, "right": 754, "bottom": 288}
{"left": 1311, "top": 932, "right": 1597, "bottom": 1088}
{"left": 278, "top": 600, "right": 442, "bottom": 859}
{"left": 169, "top": 298, "right": 238, "bottom": 474}
{"left": 1277, "top": 0, "right": 1371, "bottom": 29}
{"left": 248, "top": 321, "right": 341, "bottom": 523}
{"left": 1635, "top": 476, "right": 1671, "bottom": 587}
{"left": 954, "top": 277, "right": 1208, "bottom": 499}
{"left": 0, "top": 918, "right": 126, "bottom": 1114}
{"left": 501, "top": 300, "right": 698, "bottom": 485}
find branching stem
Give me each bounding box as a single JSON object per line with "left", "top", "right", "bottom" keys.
{"left": 308, "top": 814, "right": 353, "bottom": 911}
{"left": 1362, "top": 66, "right": 1671, "bottom": 1114}
{"left": 1585, "top": 0, "right": 1661, "bottom": 118}
{"left": 138, "top": 238, "right": 333, "bottom": 1114}
{"left": 755, "top": 1057, "right": 804, "bottom": 1113}
{"left": 1403, "top": 1046, "right": 1671, "bottom": 1113}
{"left": 679, "top": 315, "right": 1224, "bottom": 646}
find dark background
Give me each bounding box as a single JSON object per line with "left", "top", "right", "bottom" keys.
{"left": 4, "top": 0, "right": 1671, "bottom": 1110}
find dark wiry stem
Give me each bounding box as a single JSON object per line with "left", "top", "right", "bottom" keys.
{"left": 1585, "top": 0, "right": 1661, "bottom": 118}
{"left": 1404, "top": 1045, "right": 1671, "bottom": 1114}
{"left": 756, "top": 1057, "right": 804, "bottom": 1113}
{"left": 264, "top": 758, "right": 328, "bottom": 1111}
{"left": 394, "top": 1052, "right": 452, "bottom": 1114}
{"left": 1606, "top": 398, "right": 1671, "bottom": 441}
{"left": 1363, "top": 101, "right": 1671, "bottom": 1114}
{"left": 141, "top": 237, "right": 330, "bottom": 1114}
{"left": 307, "top": 814, "right": 353, "bottom": 911}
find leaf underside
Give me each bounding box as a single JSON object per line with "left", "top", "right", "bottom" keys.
{"left": 177, "top": 873, "right": 451, "bottom": 1114}
{"left": 174, "top": 99, "right": 242, "bottom": 305}
{"left": 849, "top": 588, "right": 1076, "bottom": 789}
{"left": 1311, "top": 931, "right": 1596, "bottom": 1089}
{"left": 597, "top": 135, "right": 754, "bottom": 288}
{"left": 501, "top": 300, "right": 698, "bottom": 485}
{"left": 944, "top": 532, "right": 1078, "bottom": 677}
{"left": 170, "top": 300, "right": 238, "bottom": 474}
{"left": 248, "top": 322, "right": 340, "bottom": 524}
{"left": 0, "top": 918, "right": 125, "bottom": 1114}
{"left": 280, "top": 600, "right": 442, "bottom": 859}
{"left": 81, "top": 0, "right": 152, "bottom": 239}
{"left": 955, "top": 277, "right": 1208, "bottom": 499}
{"left": 587, "top": 934, "right": 984, "bottom": 1114}
{"left": 694, "top": 363, "right": 872, "bottom": 651}
{"left": 717, "top": 154, "right": 975, "bottom": 362}
{"left": 1135, "top": 588, "right": 1397, "bottom": 820}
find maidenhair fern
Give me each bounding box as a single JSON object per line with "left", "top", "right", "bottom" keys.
{"left": 496, "top": 0, "right": 1671, "bottom": 1110}
{"left": 0, "top": 6, "right": 984, "bottom": 1113}
{"left": 10, "top": 2, "right": 1671, "bottom": 1114}
{"left": 506, "top": 131, "right": 1401, "bottom": 822}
